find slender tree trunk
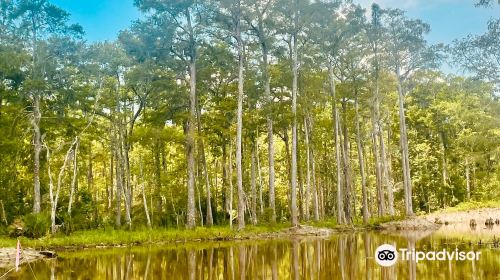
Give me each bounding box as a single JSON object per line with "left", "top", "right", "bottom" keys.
{"left": 378, "top": 124, "right": 394, "bottom": 216}
{"left": 328, "top": 66, "right": 344, "bottom": 224}
{"left": 379, "top": 128, "right": 394, "bottom": 215}
{"left": 386, "top": 128, "right": 395, "bottom": 212}
{"left": 68, "top": 138, "right": 79, "bottom": 215}
{"left": 195, "top": 94, "right": 213, "bottom": 226}
{"left": 109, "top": 145, "right": 114, "bottom": 211}
{"left": 228, "top": 141, "right": 234, "bottom": 229}
{"left": 154, "top": 140, "right": 162, "bottom": 221}
{"left": 465, "top": 157, "right": 471, "bottom": 201}
{"left": 119, "top": 112, "right": 132, "bottom": 228}
{"left": 290, "top": 10, "right": 299, "bottom": 227}
{"left": 371, "top": 87, "right": 385, "bottom": 217}
{"left": 222, "top": 144, "right": 228, "bottom": 225}
{"left": 341, "top": 100, "right": 352, "bottom": 224}
{"left": 123, "top": 135, "right": 132, "bottom": 227}
{"left": 283, "top": 129, "right": 292, "bottom": 210}
{"left": 307, "top": 116, "right": 320, "bottom": 221}
{"left": 196, "top": 167, "right": 204, "bottom": 227}
{"left": 355, "top": 91, "right": 369, "bottom": 224}
{"left": 87, "top": 144, "right": 93, "bottom": 196}
{"left": 235, "top": 4, "right": 245, "bottom": 230}
{"left": 139, "top": 156, "right": 151, "bottom": 228}
{"left": 114, "top": 126, "right": 121, "bottom": 228}
{"left": 396, "top": 70, "right": 413, "bottom": 216}
{"left": 186, "top": 9, "right": 197, "bottom": 229}
{"left": 304, "top": 117, "right": 311, "bottom": 221}
{"left": 250, "top": 141, "right": 257, "bottom": 225}
{"left": 256, "top": 12, "right": 276, "bottom": 223}
{"left": 45, "top": 138, "right": 77, "bottom": 234}
{"left": 0, "top": 201, "right": 6, "bottom": 226}
{"left": 32, "top": 93, "right": 41, "bottom": 214}
{"left": 440, "top": 131, "right": 448, "bottom": 190}
{"left": 256, "top": 140, "right": 264, "bottom": 215}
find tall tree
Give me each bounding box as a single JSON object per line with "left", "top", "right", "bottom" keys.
{"left": 245, "top": 0, "right": 278, "bottom": 223}
{"left": 13, "top": 0, "right": 83, "bottom": 214}
{"left": 134, "top": 0, "right": 207, "bottom": 229}
{"left": 384, "top": 9, "right": 439, "bottom": 216}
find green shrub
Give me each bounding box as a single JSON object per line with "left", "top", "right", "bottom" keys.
{"left": 23, "top": 213, "right": 50, "bottom": 238}
{"left": 260, "top": 208, "right": 276, "bottom": 225}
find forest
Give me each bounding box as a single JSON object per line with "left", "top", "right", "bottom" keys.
{"left": 0, "top": 0, "right": 498, "bottom": 237}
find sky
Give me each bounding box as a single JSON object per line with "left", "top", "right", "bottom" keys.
{"left": 53, "top": 0, "right": 499, "bottom": 45}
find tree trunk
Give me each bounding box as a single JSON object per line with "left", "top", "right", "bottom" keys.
{"left": 195, "top": 93, "right": 213, "bottom": 227}
{"left": 87, "top": 143, "right": 93, "bottom": 192}
{"left": 379, "top": 127, "right": 394, "bottom": 215}
{"left": 222, "top": 144, "right": 228, "bottom": 225}
{"left": 114, "top": 126, "right": 121, "bottom": 228}
{"left": 379, "top": 128, "right": 394, "bottom": 216}
{"left": 308, "top": 116, "right": 320, "bottom": 221}
{"left": 440, "top": 131, "right": 448, "bottom": 190}
{"left": 45, "top": 138, "right": 77, "bottom": 234}
{"left": 186, "top": 9, "right": 197, "bottom": 230}
{"left": 341, "top": 100, "right": 353, "bottom": 224}
{"left": 123, "top": 136, "right": 132, "bottom": 227}
{"left": 465, "top": 157, "right": 471, "bottom": 201}
{"left": 109, "top": 145, "right": 114, "bottom": 211}
{"left": 32, "top": 93, "right": 41, "bottom": 214}
{"left": 153, "top": 140, "right": 162, "bottom": 222}
{"left": 396, "top": 69, "right": 413, "bottom": 216}
{"left": 328, "top": 66, "right": 344, "bottom": 224}
{"left": 196, "top": 168, "right": 204, "bottom": 227}
{"left": 68, "top": 138, "right": 79, "bottom": 216}
{"left": 304, "top": 117, "right": 311, "bottom": 221}
{"left": 235, "top": 4, "right": 245, "bottom": 230}
{"left": 386, "top": 128, "right": 395, "bottom": 212}
{"left": 371, "top": 80, "right": 385, "bottom": 217}
{"left": 119, "top": 112, "right": 132, "bottom": 228}
{"left": 290, "top": 14, "right": 299, "bottom": 227}
{"left": 228, "top": 141, "right": 234, "bottom": 229}
{"left": 257, "top": 11, "right": 276, "bottom": 224}
{"left": 256, "top": 140, "right": 264, "bottom": 215}
{"left": 139, "top": 157, "right": 151, "bottom": 228}
{"left": 355, "top": 90, "right": 369, "bottom": 224}
{"left": 250, "top": 141, "right": 257, "bottom": 225}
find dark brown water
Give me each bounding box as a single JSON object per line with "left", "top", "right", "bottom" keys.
{"left": 5, "top": 228, "right": 500, "bottom": 279}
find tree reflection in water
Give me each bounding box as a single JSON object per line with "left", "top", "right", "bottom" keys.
{"left": 7, "top": 231, "right": 500, "bottom": 279}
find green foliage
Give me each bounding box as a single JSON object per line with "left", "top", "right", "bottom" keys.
{"left": 260, "top": 208, "right": 277, "bottom": 225}
{"left": 62, "top": 190, "right": 99, "bottom": 234}
{"left": 367, "top": 215, "right": 405, "bottom": 228}
{"left": 438, "top": 201, "right": 500, "bottom": 213}
{"left": 22, "top": 213, "right": 50, "bottom": 238}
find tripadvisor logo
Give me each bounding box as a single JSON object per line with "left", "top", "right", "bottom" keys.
{"left": 375, "top": 244, "right": 398, "bottom": 267}
{"left": 375, "top": 244, "right": 481, "bottom": 267}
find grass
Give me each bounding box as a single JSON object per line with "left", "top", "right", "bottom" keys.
{"left": 302, "top": 214, "right": 404, "bottom": 229}
{"left": 435, "top": 200, "right": 500, "bottom": 213}
{"left": 0, "top": 224, "right": 289, "bottom": 250}
{"left": 0, "top": 214, "right": 409, "bottom": 250}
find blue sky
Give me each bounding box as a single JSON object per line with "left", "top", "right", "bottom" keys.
{"left": 51, "top": 0, "right": 140, "bottom": 42}
{"left": 53, "top": 0, "right": 498, "bottom": 45}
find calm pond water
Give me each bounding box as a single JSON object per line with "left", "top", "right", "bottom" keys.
{"left": 6, "top": 226, "right": 500, "bottom": 279}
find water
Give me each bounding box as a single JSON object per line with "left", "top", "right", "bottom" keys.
{"left": 6, "top": 226, "right": 500, "bottom": 279}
